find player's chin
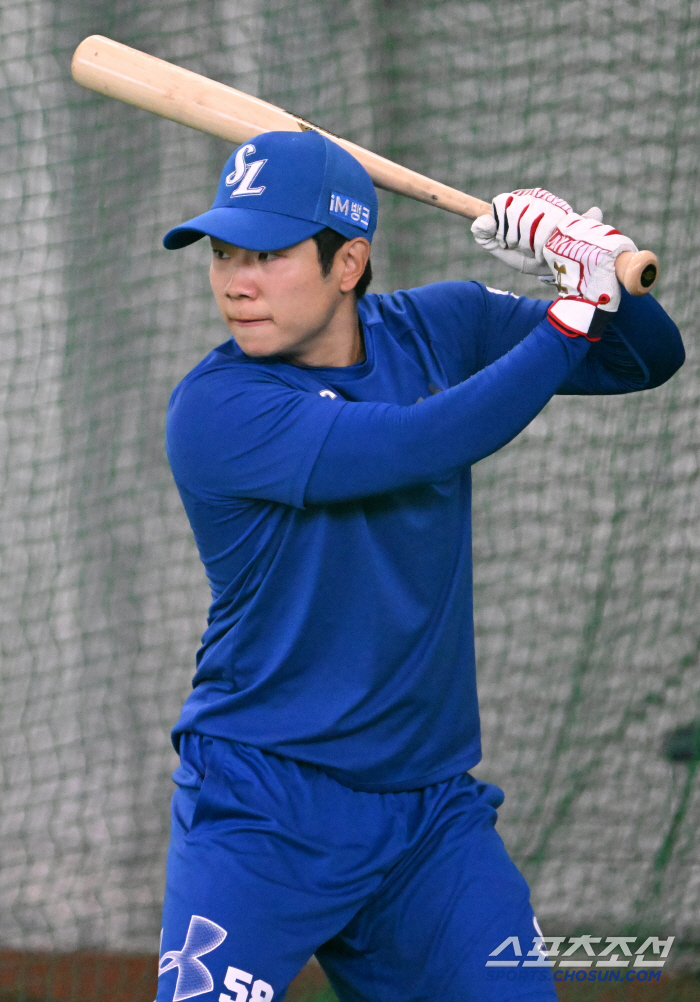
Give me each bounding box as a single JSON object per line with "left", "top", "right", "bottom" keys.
{"left": 230, "top": 325, "right": 281, "bottom": 357}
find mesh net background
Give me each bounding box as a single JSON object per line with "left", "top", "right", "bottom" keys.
{"left": 2, "top": 0, "right": 699, "bottom": 962}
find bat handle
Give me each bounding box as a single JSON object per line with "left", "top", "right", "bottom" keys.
{"left": 615, "top": 250, "right": 659, "bottom": 296}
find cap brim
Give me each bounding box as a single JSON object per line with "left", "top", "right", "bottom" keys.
{"left": 163, "top": 207, "right": 325, "bottom": 251}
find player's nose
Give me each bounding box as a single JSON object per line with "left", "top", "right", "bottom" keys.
{"left": 224, "top": 263, "right": 259, "bottom": 299}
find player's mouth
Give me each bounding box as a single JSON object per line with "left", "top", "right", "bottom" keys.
{"left": 231, "top": 317, "right": 273, "bottom": 327}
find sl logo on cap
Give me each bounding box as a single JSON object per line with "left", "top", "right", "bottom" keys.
{"left": 226, "top": 144, "right": 267, "bottom": 198}
{"left": 329, "top": 192, "right": 370, "bottom": 230}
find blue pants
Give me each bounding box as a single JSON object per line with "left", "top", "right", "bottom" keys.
{"left": 157, "top": 735, "right": 556, "bottom": 1002}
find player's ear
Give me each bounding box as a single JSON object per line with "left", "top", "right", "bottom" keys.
{"left": 338, "top": 238, "right": 371, "bottom": 293}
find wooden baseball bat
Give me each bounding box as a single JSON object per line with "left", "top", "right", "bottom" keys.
{"left": 71, "top": 35, "right": 659, "bottom": 296}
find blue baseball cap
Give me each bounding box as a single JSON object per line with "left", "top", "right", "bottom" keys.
{"left": 163, "top": 130, "right": 378, "bottom": 251}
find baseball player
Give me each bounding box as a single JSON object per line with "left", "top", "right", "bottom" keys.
{"left": 156, "top": 130, "right": 683, "bottom": 1002}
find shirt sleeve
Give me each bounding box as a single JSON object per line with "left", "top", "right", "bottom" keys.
{"left": 557, "top": 287, "right": 685, "bottom": 394}
{"left": 305, "top": 319, "right": 590, "bottom": 506}
{"left": 168, "top": 321, "right": 588, "bottom": 510}
{"left": 394, "top": 281, "right": 684, "bottom": 394}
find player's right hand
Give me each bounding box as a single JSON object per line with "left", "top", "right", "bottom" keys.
{"left": 471, "top": 187, "right": 574, "bottom": 275}
{"left": 543, "top": 215, "right": 637, "bottom": 342}
{"left": 542, "top": 212, "right": 637, "bottom": 305}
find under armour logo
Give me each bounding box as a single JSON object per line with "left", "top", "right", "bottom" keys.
{"left": 159, "top": 915, "right": 227, "bottom": 1001}
{"left": 226, "top": 144, "right": 267, "bottom": 198}
{"left": 553, "top": 261, "right": 567, "bottom": 294}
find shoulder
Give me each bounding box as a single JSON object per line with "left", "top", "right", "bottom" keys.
{"left": 360, "top": 281, "right": 547, "bottom": 333}
{"left": 165, "top": 341, "right": 344, "bottom": 507}
{"left": 168, "top": 341, "right": 291, "bottom": 418}
{"left": 360, "top": 281, "right": 488, "bottom": 334}
{"left": 358, "top": 283, "right": 489, "bottom": 373}
{"left": 166, "top": 344, "right": 301, "bottom": 470}
{"left": 359, "top": 282, "right": 548, "bottom": 367}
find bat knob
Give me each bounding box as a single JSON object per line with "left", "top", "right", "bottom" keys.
{"left": 615, "top": 250, "right": 660, "bottom": 296}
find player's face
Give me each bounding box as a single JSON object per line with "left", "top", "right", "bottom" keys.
{"left": 209, "top": 236, "right": 370, "bottom": 366}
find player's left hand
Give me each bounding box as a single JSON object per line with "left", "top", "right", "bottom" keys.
{"left": 471, "top": 187, "right": 574, "bottom": 275}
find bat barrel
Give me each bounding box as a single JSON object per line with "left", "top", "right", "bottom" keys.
{"left": 71, "top": 35, "right": 304, "bottom": 144}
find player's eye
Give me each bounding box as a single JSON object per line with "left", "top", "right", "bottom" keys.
{"left": 258, "top": 251, "right": 272, "bottom": 262}
{"left": 212, "top": 247, "right": 229, "bottom": 260}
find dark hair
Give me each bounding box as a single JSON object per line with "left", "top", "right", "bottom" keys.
{"left": 312, "top": 227, "right": 372, "bottom": 298}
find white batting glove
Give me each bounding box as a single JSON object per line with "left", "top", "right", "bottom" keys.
{"left": 544, "top": 214, "right": 637, "bottom": 341}
{"left": 546, "top": 257, "right": 619, "bottom": 342}
{"left": 471, "top": 188, "right": 574, "bottom": 275}
{"left": 543, "top": 213, "right": 637, "bottom": 306}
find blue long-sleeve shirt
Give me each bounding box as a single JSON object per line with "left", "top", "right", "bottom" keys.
{"left": 166, "top": 282, "right": 683, "bottom": 792}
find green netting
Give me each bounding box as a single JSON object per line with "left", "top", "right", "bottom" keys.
{"left": 2, "top": 0, "right": 699, "bottom": 970}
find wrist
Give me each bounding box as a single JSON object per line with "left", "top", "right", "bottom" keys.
{"left": 547, "top": 296, "right": 611, "bottom": 342}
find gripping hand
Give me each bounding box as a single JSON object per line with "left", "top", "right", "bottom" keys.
{"left": 542, "top": 213, "right": 637, "bottom": 301}
{"left": 472, "top": 188, "right": 639, "bottom": 341}
{"left": 544, "top": 214, "right": 637, "bottom": 341}
{"left": 471, "top": 188, "right": 573, "bottom": 275}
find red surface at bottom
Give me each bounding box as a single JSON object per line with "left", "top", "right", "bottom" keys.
{"left": 0, "top": 952, "right": 156, "bottom": 1002}
{"left": 0, "top": 951, "right": 327, "bottom": 1002}
{"left": 0, "top": 951, "right": 696, "bottom": 1002}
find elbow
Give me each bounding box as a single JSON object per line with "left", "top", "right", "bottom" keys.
{"left": 664, "top": 318, "right": 686, "bottom": 379}
{"left": 663, "top": 342, "right": 685, "bottom": 385}
{"left": 618, "top": 289, "right": 686, "bottom": 390}
{"left": 647, "top": 317, "right": 685, "bottom": 389}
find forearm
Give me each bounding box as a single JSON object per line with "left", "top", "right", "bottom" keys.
{"left": 558, "top": 288, "right": 685, "bottom": 394}
{"left": 305, "top": 320, "right": 589, "bottom": 505}
{"left": 470, "top": 185, "right": 684, "bottom": 395}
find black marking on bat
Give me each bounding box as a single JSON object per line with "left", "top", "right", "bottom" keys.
{"left": 294, "top": 115, "right": 342, "bottom": 139}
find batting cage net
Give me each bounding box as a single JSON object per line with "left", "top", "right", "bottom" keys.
{"left": 2, "top": 0, "right": 699, "bottom": 984}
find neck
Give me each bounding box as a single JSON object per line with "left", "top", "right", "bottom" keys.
{"left": 282, "top": 294, "right": 364, "bottom": 368}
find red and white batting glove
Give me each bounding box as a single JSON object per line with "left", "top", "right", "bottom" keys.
{"left": 544, "top": 214, "right": 636, "bottom": 341}
{"left": 471, "top": 188, "right": 573, "bottom": 275}
{"left": 542, "top": 212, "right": 637, "bottom": 299}
{"left": 546, "top": 258, "right": 617, "bottom": 341}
